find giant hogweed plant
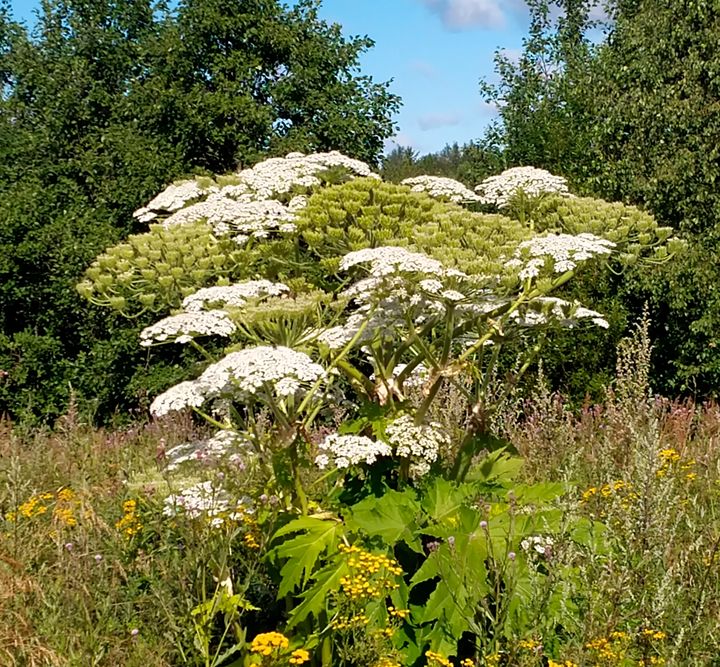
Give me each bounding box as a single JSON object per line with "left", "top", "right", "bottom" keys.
{"left": 130, "top": 241, "right": 613, "bottom": 665}
{"left": 76, "top": 154, "right": 682, "bottom": 665}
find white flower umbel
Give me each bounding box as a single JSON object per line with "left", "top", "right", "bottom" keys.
{"left": 318, "top": 249, "right": 475, "bottom": 351}
{"left": 374, "top": 362, "right": 430, "bottom": 390}
{"left": 162, "top": 196, "right": 296, "bottom": 237}
{"left": 182, "top": 280, "right": 290, "bottom": 312}
{"left": 475, "top": 166, "right": 570, "bottom": 208}
{"left": 315, "top": 433, "right": 392, "bottom": 470}
{"left": 194, "top": 345, "right": 326, "bottom": 403}
{"left": 520, "top": 534, "right": 555, "bottom": 558}
{"left": 340, "top": 246, "right": 450, "bottom": 277}
{"left": 512, "top": 232, "right": 615, "bottom": 279}
{"left": 134, "top": 179, "right": 217, "bottom": 222}
{"left": 510, "top": 297, "right": 609, "bottom": 329}
{"left": 165, "top": 429, "right": 252, "bottom": 470}
{"left": 150, "top": 381, "right": 206, "bottom": 417}
{"left": 233, "top": 151, "right": 378, "bottom": 199}
{"left": 401, "top": 175, "right": 482, "bottom": 203}
{"left": 140, "top": 310, "right": 237, "bottom": 346}
{"left": 163, "top": 481, "right": 253, "bottom": 526}
{"left": 385, "top": 415, "right": 450, "bottom": 476}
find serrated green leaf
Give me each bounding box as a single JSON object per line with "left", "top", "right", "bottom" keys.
{"left": 286, "top": 561, "right": 349, "bottom": 629}
{"left": 271, "top": 516, "right": 344, "bottom": 597}
{"left": 347, "top": 489, "right": 422, "bottom": 551}
{"left": 420, "top": 478, "right": 474, "bottom": 523}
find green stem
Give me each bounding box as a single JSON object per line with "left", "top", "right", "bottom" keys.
{"left": 289, "top": 439, "right": 309, "bottom": 515}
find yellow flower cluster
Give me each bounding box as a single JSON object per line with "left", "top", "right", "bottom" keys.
{"left": 548, "top": 661, "right": 578, "bottom": 667}
{"left": 641, "top": 629, "right": 666, "bottom": 641}
{"left": 6, "top": 488, "right": 81, "bottom": 528}
{"left": 425, "top": 650, "right": 452, "bottom": 666}
{"left": 239, "top": 511, "right": 261, "bottom": 549}
{"left": 115, "top": 499, "right": 142, "bottom": 538}
{"left": 518, "top": 638, "right": 542, "bottom": 651}
{"left": 656, "top": 448, "right": 696, "bottom": 481}
{"left": 250, "top": 632, "right": 289, "bottom": 656}
{"left": 582, "top": 480, "right": 631, "bottom": 503}
{"left": 15, "top": 492, "right": 54, "bottom": 519}
{"left": 338, "top": 543, "right": 403, "bottom": 600}
{"left": 460, "top": 659, "right": 473, "bottom": 666}
{"left": 331, "top": 613, "right": 369, "bottom": 630}
{"left": 289, "top": 648, "right": 310, "bottom": 664}
{"left": 373, "top": 658, "right": 401, "bottom": 667}
{"left": 387, "top": 606, "right": 409, "bottom": 620}
{"left": 586, "top": 635, "right": 627, "bottom": 660}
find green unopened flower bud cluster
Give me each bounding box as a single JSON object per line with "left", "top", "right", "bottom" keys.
{"left": 529, "top": 195, "right": 687, "bottom": 267}
{"left": 295, "top": 178, "right": 534, "bottom": 282}
{"left": 76, "top": 222, "right": 249, "bottom": 315}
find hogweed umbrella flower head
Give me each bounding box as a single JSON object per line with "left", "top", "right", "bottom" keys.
{"left": 510, "top": 296, "right": 610, "bottom": 329}
{"left": 315, "top": 433, "right": 392, "bottom": 469}
{"left": 385, "top": 415, "right": 450, "bottom": 477}
{"left": 162, "top": 196, "right": 297, "bottom": 239}
{"left": 339, "top": 246, "right": 450, "bottom": 277}
{"left": 182, "top": 280, "right": 290, "bottom": 312}
{"left": 476, "top": 166, "right": 570, "bottom": 208}
{"left": 401, "top": 175, "right": 483, "bottom": 203}
{"left": 134, "top": 178, "right": 218, "bottom": 222}
{"left": 233, "top": 151, "right": 378, "bottom": 199}
{"left": 140, "top": 310, "right": 237, "bottom": 346}
{"left": 509, "top": 232, "right": 615, "bottom": 279}
{"left": 196, "top": 345, "right": 326, "bottom": 401}
{"left": 150, "top": 380, "right": 206, "bottom": 417}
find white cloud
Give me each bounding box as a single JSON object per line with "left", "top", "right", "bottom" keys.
{"left": 419, "top": 0, "right": 507, "bottom": 30}
{"left": 417, "top": 111, "right": 463, "bottom": 131}
{"left": 409, "top": 59, "right": 440, "bottom": 79}
{"left": 384, "top": 132, "right": 417, "bottom": 151}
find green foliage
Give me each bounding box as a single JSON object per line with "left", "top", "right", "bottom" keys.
{"left": 381, "top": 142, "right": 504, "bottom": 186}
{"left": 529, "top": 194, "right": 684, "bottom": 266}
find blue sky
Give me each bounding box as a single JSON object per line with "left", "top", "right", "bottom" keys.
{"left": 9, "top": 0, "right": 535, "bottom": 155}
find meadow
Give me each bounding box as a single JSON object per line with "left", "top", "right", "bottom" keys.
{"left": 1, "top": 155, "right": 714, "bottom": 667}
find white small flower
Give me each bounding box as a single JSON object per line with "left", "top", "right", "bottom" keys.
{"left": 385, "top": 415, "right": 449, "bottom": 476}
{"left": 140, "top": 310, "right": 236, "bottom": 346}
{"left": 401, "top": 175, "right": 482, "bottom": 203}
{"left": 150, "top": 381, "right": 206, "bottom": 417}
{"left": 134, "top": 179, "right": 216, "bottom": 220}
{"left": 182, "top": 281, "right": 289, "bottom": 312}
{"left": 315, "top": 433, "right": 392, "bottom": 469}
{"left": 475, "top": 166, "right": 570, "bottom": 208}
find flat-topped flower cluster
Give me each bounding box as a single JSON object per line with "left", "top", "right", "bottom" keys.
{"left": 150, "top": 345, "right": 325, "bottom": 417}
{"left": 475, "top": 166, "right": 571, "bottom": 208}
{"left": 401, "top": 175, "right": 482, "bottom": 203}
{"left": 133, "top": 151, "right": 378, "bottom": 239}
{"left": 140, "top": 279, "right": 290, "bottom": 346}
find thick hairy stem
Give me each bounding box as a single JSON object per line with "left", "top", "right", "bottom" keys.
{"left": 289, "top": 439, "right": 309, "bottom": 515}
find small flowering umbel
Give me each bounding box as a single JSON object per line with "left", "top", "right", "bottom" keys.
{"left": 315, "top": 433, "right": 392, "bottom": 470}
{"left": 149, "top": 345, "right": 325, "bottom": 417}
{"left": 401, "top": 175, "right": 482, "bottom": 204}
{"left": 140, "top": 310, "right": 237, "bottom": 346}
{"left": 475, "top": 166, "right": 571, "bottom": 208}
